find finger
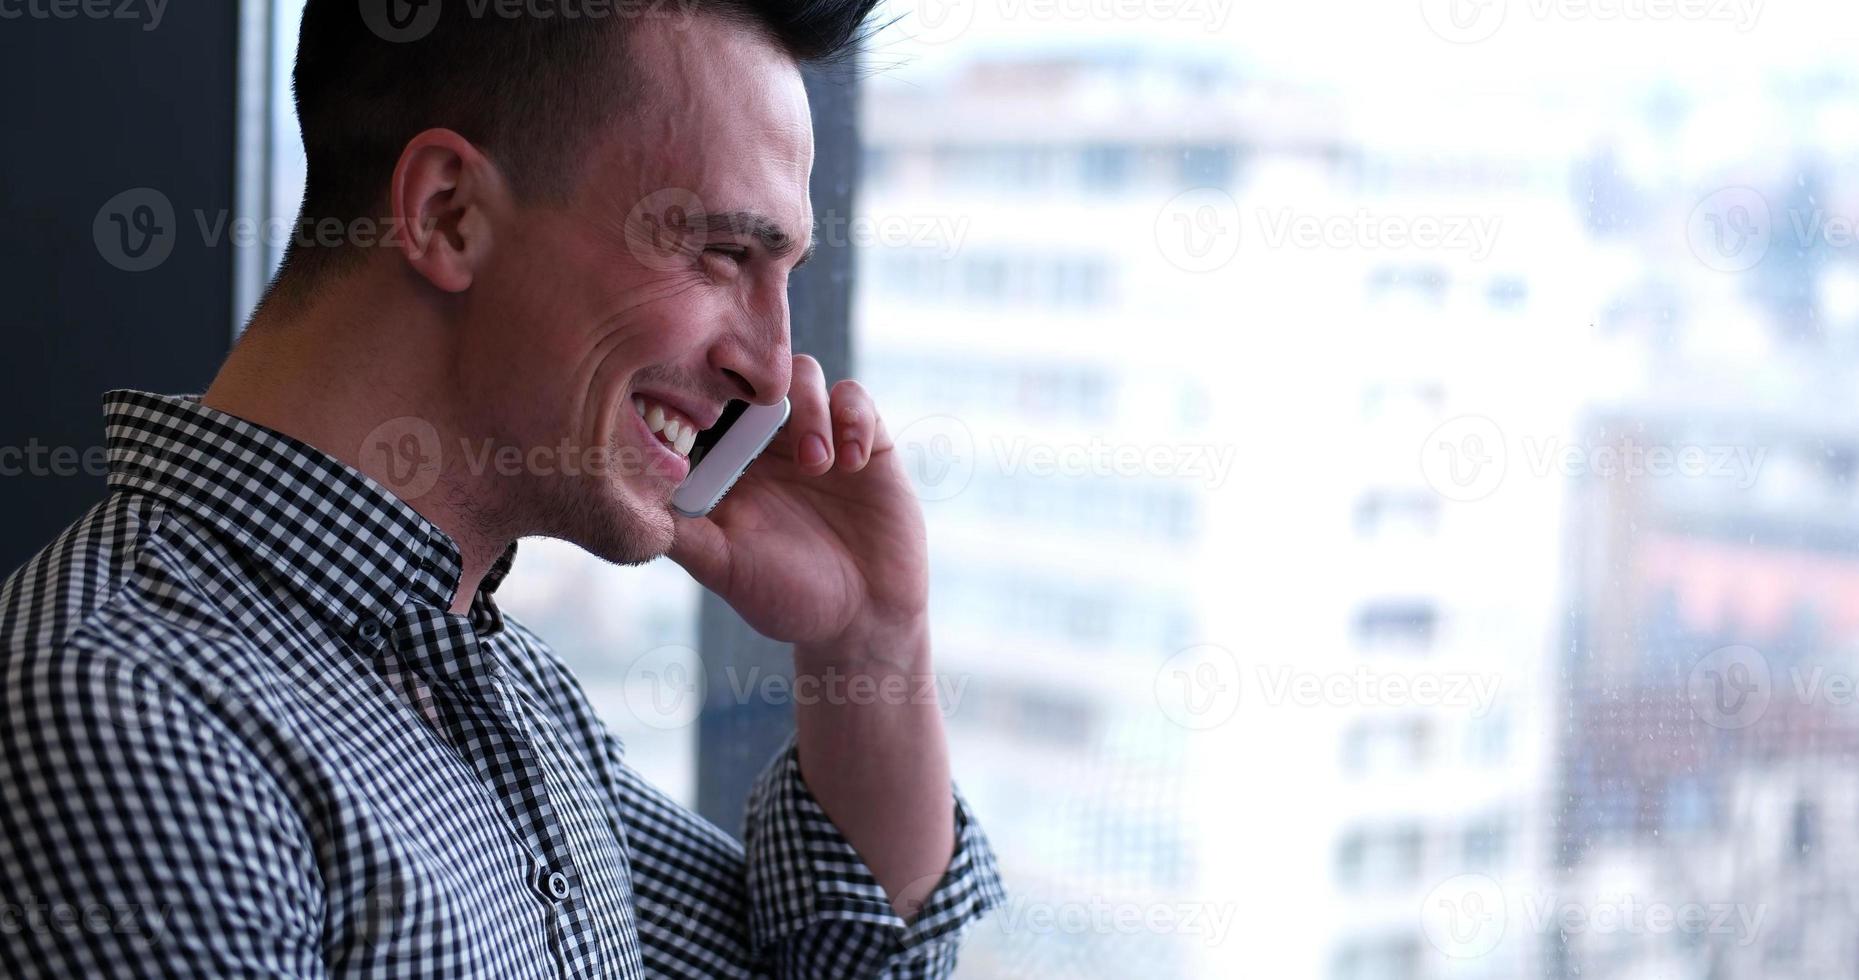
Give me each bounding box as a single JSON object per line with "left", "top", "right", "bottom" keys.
{"left": 667, "top": 513, "right": 731, "bottom": 592}
{"left": 829, "top": 379, "right": 879, "bottom": 472}
{"left": 782, "top": 354, "right": 834, "bottom": 476}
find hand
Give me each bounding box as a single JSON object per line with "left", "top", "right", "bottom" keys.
{"left": 667, "top": 354, "right": 928, "bottom": 658}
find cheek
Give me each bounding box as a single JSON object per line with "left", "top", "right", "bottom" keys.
{"left": 620, "top": 282, "right": 729, "bottom": 360}
{"left": 467, "top": 271, "right": 594, "bottom": 378}
{"left": 475, "top": 226, "right": 728, "bottom": 408}
{"left": 558, "top": 294, "right": 723, "bottom": 431}
{"left": 491, "top": 212, "right": 632, "bottom": 336}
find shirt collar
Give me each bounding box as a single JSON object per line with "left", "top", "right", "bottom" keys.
{"left": 102, "top": 390, "right": 514, "bottom": 637}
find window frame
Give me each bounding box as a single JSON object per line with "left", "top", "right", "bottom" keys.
{"left": 693, "top": 63, "right": 860, "bottom": 831}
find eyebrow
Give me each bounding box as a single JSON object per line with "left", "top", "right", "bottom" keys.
{"left": 697, "top": 209, "right": 816, "bottom": 269}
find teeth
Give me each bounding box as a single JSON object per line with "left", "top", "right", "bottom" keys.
{"left": 631, "top": 394, "right": 700, "bottom": 458}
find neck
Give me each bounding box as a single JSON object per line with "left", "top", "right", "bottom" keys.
{"left": 203, "top": 271, "right": 509, "bottom": 614}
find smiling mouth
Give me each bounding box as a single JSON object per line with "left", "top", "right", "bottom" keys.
{"left": 633, "top": 394, "right": 699, "bottom": 458}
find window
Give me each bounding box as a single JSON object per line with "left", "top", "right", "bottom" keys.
{"left": 859, "top": 5, "right": 1859, "bottom": 977}
{"left": 1354, "top": 490, "right": 1441, "bottom": 539}
{"left": 1342, "top": 716, "right": 1434, "bottom": 775}
{"left": 1330, "top": 936, "right": 1419, "bottom": 980}
{"left": 247, "top": 2, "right": 1859, "bottom": 977}
{"left": 1353, "top": 602, "right": 1439, "bottom": 653}
{"left": 1334, "top": 823, "right": 1425, "bottom": 890}
{"left": 1177, "top": 145, "right": 1237, "bottom": 187}
{"left": 1462, "top": 813, "right": 1509, "bottom": 868}
{"left": 1082, "top": 144, "right": 1133, "bottom": 192}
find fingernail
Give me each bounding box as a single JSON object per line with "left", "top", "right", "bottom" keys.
{"left": 802, "top": 434, "right": 829, "bottom": 467}
{"left": 839, "top": 441, "right": 865, "bottom": 468}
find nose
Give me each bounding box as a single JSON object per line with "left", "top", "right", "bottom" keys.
{"left": 708, "top": 297, "right": 791, "bottom": 405}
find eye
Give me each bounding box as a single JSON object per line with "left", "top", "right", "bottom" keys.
{"left": 703, "top": 245, "right": 750, "bottom": 267}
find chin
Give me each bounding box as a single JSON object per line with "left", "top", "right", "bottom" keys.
{"left": 596, "top": 499, "right": 677, "bottom": 566}
{"left": 542, "top": 475, "right": 678, "bottom": 566}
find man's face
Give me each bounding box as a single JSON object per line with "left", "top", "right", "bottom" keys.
{"left": 457, "top": 15, "right": 814, "bottom": 562}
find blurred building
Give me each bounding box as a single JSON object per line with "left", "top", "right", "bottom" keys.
{"left": 1560, "top": 392, "right": 1859, "bottom": 979}
{"left": 858, "top": 49, "right": 1256, "bottom": 978}
{"left": 859, "top": 47, "right": 1591, "bottom": 979}
{"left": 1547, "top": 76, "right": 1859, "bottom": 976}
{"left": 1313, "top": 96, "right": 1595, "bottom": 980}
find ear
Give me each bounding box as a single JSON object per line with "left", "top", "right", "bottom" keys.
{"left": 388, "top": 128, "right": 506, "bottom": 293}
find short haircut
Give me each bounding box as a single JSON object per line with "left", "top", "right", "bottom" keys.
{"left": 277, "top": 0, "right": 880, "bottom": 291}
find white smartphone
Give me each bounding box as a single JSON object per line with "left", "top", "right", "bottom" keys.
{"left": 672, "top": 398, "right": 791, "bottom": 518}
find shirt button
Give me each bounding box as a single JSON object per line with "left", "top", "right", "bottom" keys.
{"left": 355, "top": 618, "right": 386, "bottom": 644}
{"left": 546, "top": 871, "right": 571, "bottom": 901}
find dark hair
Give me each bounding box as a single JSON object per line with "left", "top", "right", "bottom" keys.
{"left": 276, "top": 0, "right": 880, "bottom": 292}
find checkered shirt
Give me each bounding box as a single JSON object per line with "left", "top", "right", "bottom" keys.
{"left": 0, "top": 390, "right": 1003, "bottom": 978}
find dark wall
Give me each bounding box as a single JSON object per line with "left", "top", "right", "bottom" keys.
{"left": 0, "top": 7, "right": 241, "bottom": 571}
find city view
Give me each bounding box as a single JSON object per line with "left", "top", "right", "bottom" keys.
{"left": 851, "top": 8, "right": 1859, "bottom": 976}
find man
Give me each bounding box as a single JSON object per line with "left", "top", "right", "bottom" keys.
{"left": 0, "top": 0, "right": 1002, "bottom": 977}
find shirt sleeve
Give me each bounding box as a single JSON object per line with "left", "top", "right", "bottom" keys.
{"left": 612, "top": 731, "right": 1004, "bottom": 980}
{"left": 0, "top": 632, "right": 325, "bottom": 979}
{"left": 741, "top": 737, "right": 1007, "bottom": 979}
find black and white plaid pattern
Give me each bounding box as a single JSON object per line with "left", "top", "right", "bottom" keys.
{"left": 0, "top": 391, "right": 1004, "bottom": 978}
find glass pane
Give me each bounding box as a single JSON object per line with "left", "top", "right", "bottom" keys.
{"left": 862, "top": 2, "right": 1859, "bottom": 977}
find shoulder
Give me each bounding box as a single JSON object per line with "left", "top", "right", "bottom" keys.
{"left": 2, "top": 492, "right": 157, "bottom": 651}
{"left": 1, "top": 492, "right": 278, "bottom": 747}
